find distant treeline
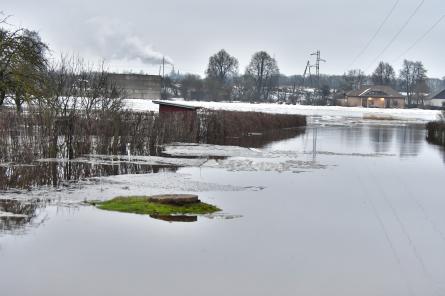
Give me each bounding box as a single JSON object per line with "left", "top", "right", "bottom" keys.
{"left": 165, "top": 51, "right": 445, "bottom": 106}
{"left": 2, "top": 17, "right": 444, "bottom": 110}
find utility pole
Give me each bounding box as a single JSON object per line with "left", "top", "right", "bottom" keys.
{"left": 310, "top": 50, "right": 326, "bottom": 89}
{"left": 302, "top": 60, "right": 312, "bottom": 88}
{"left": 299, "top": 60, "right": 313, "bottom": 104}
{"left": 162, "top": 56, "right": 165, "bottom": 79}
{"left": 309, "top": 50, "right": 326, "bottom": 104}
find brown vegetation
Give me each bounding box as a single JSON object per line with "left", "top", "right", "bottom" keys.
{"left": 201, "top": 110, "right": 306, "bottom": 144}
{"left": 426, "top": 120, "right": 445, "bottom": 147}
{"left": 0, "top": 108, "right": 306, "bottom": 164}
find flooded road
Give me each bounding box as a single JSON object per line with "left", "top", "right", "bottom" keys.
{"left": 1, "top": 120, "right": 445, "bottom": 296}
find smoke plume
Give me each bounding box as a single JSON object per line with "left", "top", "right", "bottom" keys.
{"left": 85, "top": 17, "right": 173, "bottom": 66}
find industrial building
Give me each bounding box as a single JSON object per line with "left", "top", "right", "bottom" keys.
{"left": 109, "top": 74, "right": 161, "bottom": 100}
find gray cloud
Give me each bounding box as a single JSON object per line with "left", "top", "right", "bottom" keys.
{"left": 2, "top": 0, "right": 444, "bottom": 77}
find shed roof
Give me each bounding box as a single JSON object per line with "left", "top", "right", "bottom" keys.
{"left": 346, "top": 85, "right": 404, "bottom": 99}
{"left": 152, "top": 100, "right": 202, "bottom": 110}
{"left": 430, "top": 89, "right": 445, "bottom": 100}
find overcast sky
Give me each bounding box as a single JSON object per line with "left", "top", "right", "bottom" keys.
{"left": 3, "top": 0, "right": 445, "bottom": 78}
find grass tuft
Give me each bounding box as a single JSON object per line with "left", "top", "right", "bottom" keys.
{"left": 89, "top": 196, "right": 221, "bottom": 215}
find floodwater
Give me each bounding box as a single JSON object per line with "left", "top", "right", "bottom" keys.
{"left": 1, "top": 118, "right": 445, "bottom": 296}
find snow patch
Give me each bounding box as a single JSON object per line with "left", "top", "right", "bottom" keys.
{"left": 163, "top": 143, "right": 261, "bottom": 158}
{"left": 0, "top": 172, "right": 248, "bottom": 203}
{"left": 0, "top": 211, "right": 28, "bottom": 218}
{"left": 126, "top": 99, "right": 440, "bottom": 122}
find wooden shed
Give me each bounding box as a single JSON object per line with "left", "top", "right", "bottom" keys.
{"left": 153, "top": 100, "right": 202, "bottom": 113}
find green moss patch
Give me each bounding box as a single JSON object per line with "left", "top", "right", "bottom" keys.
{"left": 89, "top": 196, "right": 221, "bottom": 216}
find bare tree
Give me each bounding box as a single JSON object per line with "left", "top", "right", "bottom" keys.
{"left": 232, "top": 74, "right": 256, "bottom": 102}
{"left": 399, "top": 59, "right": 428, "bottom": 106}
{"left": 320, "top": 84, "right": 331, "bottom": 105}
{"left": 371, "top": 62, "right": 395, "bottom": 86}
{"left": 343, "top": 69, "right": 367, "bottom": 91}
{"left": 205, "top": 49, "right": 238, "bottom": 101}
{"left": 206, "top": 49, "right": 238, "bottom": 82}
{"left": 179, "top": 74, "right": 205, "bottom": 100}
{"left": 245, "top": 51, "right": 279, "bottom": 101}
{"left": 38, "top": 55, "right": 125, "bottom": 158}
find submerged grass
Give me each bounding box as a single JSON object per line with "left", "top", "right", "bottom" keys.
{"left": 89, "top": 196, "right": 221, "bottom": 215}
{"left": 363, "top": 114, "right": 397, "bottom": 121}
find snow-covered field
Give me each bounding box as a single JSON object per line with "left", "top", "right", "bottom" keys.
{"left": 3, "top": 97, "right": 440, "bottom": 122}
{"left": 125, "top": 99, "right": 442, "bottom": 122}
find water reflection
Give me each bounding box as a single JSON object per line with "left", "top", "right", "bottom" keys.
{"left": 0, "top": 199, "right": 46, "bottom": 234}
{"left": 310, "top": 124, "right": 426, "bottom": 158}
{"left": 369, "top": 126, "right": 394, "bottom": 153}
{"left": 396, "top": 125, "right": 425, "bottom": 157}
{"left": 0, "top": 128, "right": 305, "bottom": 191}
{"left": 0, "top": 162, "right": 177, "bottom": 191}
{"left": 222, "top": 127, "right": 306, "bottom": 148}
{"left": 149, "top": 214, "right": 198, "bottom": 223}
{"left": 340, "top": 125, "right": 365, "bottom": 149}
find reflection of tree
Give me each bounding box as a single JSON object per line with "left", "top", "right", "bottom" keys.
{"left": 0, "top": 126, "right": 306, "bottom": 191}
{"left": 340, "top": 126, "right": 365, "bottom": 148}
{"left": 0, "top": 162, "right": 177, "bottom": 190}
{"left": 0, "top": 199, "right": 45, "bottom": 233}
{"left": 369, "top": 126, "right": 394, "bottom": 153}
{"left": 396, "top": 125, "right": 424, "bottom": 158}
{"left": 222, "top": 127, "right": 306, "bottom": 148}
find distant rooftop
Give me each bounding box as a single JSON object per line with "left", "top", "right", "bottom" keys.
{"left": 430, "top": 89, "right": 445, "bottom": 100}
{"left": 152, "top": 100, "right": 202, "bottom": 110}
{"left": 346, "top": 85, "right": 404, "bottom": 99}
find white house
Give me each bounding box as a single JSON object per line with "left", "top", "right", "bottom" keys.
{"left": 428, "top": 89, "right": 445, "bottom": 108}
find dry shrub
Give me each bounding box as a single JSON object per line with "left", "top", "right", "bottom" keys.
{"left": 200, "top": 110, "right": 306, "bottom": 144}
{"left": 426, "top": 121, "right": 445, "bottom": 146}
{"left": 0, "top": 108, "right": 306, "bottom": 163}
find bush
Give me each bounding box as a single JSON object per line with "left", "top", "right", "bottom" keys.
{"left": 426, "top": 120, "right": 445, "bottom": 146}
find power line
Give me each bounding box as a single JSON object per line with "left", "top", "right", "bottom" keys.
{"left": 365, "top": 0, "right": 426, "bottom": 72}
{"left": 392, "top": 14, "right": 445, "bottom": 63}
{"left": 346, "top": 0, "right": 400, "bottom": 71}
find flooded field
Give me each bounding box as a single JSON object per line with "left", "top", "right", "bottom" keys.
{"left": 1, "top": 117, "right": 445, "bottom": 296}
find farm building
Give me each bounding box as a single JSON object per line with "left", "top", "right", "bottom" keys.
{"left": 427, "top": 89, "right": 445, "bottom": 109}
{"left": 153, "top": 100, "right": 202, "bottom": 113}
{"left": 109, "top": 74, "right": 161, "bottom": 100}
{"left": 341, "top": 85, "right": 405, "bottom": 108}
